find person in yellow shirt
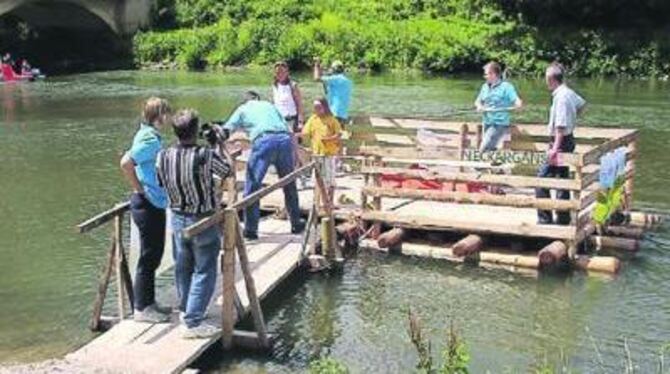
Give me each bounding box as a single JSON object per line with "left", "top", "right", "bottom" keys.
{"left": 301, "top": 97, "right": 342, "bottom": 205}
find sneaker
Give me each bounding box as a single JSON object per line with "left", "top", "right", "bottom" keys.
{"left": 133, "top": 305, "right": 170, "bottom": 323}
{"left": 181, "top": 323, "right": 220, "bottom": 339}
{"left": 291, "top": 220, "right": 306, "bottom": 235}
{"left": 152, "top": 302, "right": 172, "bottom": 315}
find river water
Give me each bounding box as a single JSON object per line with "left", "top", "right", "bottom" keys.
{"left": 0, "top": 70, "right": 668, "bottom": 373}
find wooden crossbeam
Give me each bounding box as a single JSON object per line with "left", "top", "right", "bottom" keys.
{"left": 360, "top": 166, "right": 582, "bottom": 190}
{"left": 183, "top": 162, "right": 316, "bottom": 239}
{"left": 77, "top": 202, "right": 130, "bottom": 233}
{"left": 362, "top": 186, "right": 580, "bottom": 211}
{"left": 361, "top": 210, "right": 577, "bottom": 239}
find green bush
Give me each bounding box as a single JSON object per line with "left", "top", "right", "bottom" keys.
{"left": 133, "top": 0, "right": 670, "bottom": 77}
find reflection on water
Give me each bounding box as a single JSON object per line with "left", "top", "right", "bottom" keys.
{"left": 0, "top": 71, "right": 668, "bottom": 372}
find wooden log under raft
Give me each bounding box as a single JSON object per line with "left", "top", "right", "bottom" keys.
{"left": 573, "top": 255, "right": 621, "bottom": 274}
{"left": 377, "top": 227, "right": 406, "bottom": 248}
{"left": 452, "top": 234, "right": 483, "bottom": 257}
{"left": 590, "top": 235, "right": 640, "bottom": 253}
{"left": 538, "top": 241, "right": 568, "bottom": 268}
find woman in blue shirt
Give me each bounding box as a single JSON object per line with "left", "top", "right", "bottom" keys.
{"left": 120, "top": 97, "right": 172, "bottom": 323}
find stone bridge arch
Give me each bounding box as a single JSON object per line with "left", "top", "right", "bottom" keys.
{"left": 0, "top": 0, "right": 152, "bottom": 37}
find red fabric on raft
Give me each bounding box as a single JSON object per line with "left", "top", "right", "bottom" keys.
{"left": 380, "top": 165, "right": 487, "bottom": 192}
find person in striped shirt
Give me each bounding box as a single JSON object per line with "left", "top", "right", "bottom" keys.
{"left": 156, "top": 109, "right": 232, "bottom": 339}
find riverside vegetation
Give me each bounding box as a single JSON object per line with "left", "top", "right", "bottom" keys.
{"left": 133, "top": 0, "right": 670, "bottom": 77}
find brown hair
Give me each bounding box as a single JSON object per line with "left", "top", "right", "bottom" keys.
{"left": 313, "top": 97, "right": 332, "bottom": 116}
{"left": 273, "top": 60, "right": 291, "bottom": 86}
{"left": 172, "top": 109, "right": 199, "bottom": 141}
{"left": 142, "top": 97, "right": 171, "bottom": 125}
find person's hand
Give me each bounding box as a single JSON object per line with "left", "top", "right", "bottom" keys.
{"left": 547, "top": 149, "right": 559, "bottom": 166}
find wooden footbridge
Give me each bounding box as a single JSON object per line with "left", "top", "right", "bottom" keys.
{"left": 70, "top": 153, "right": 341, "bottom": 373}
{"left": 69, "top": 117, "right": 663, "bottom": 373}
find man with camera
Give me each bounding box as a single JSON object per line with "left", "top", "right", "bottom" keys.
{"left": 224, "top": 91, "right": 305, "bottom": 240}
{"left": 155, "top": 109, "right": 232, "bottom": 339}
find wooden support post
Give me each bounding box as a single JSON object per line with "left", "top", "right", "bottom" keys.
{"left": 573, "top": 255, "right": 621, "bottom": 274}
{"left": 313, "top": 161, "right": 341, "bottom": 260}
{"left": 458, "top": 124, "right": 468, "bottom": 164}
{"left": 572, "top": 165, "right": 583, "bottom": 250}
{"left": 89, "top": 238, "right": 117, "bottom": 331}
{"left": 118, "top": 235, "right": 134, "bottom": 310}
{"left": 538, "top": 240, "right": 568, "bottom": 268}
{"left": 113, "top": 214, "right": 127, "bottom": 318}
{"left": 625, "top": 139, "right": 637, "bottom": 209}
{"left": 301, "top": 204, "right": 318, "bottom": 258}
{"left": 452, "top": 234, "right": 483, "bottom": 257}
{"left": 361, "top": 157, "right": 370, "bottom": 211}
{"left": 377, "top": 227, "right": 406, "bottom": 249}
{"left": 320, "top": 217, "right": 336, "bottom": 259}
{"left": 371, "top": 155, "right": 382, "bottom": 239}
{"left": 234, "top": 216, "right": 270, "bottom": 349}
{"left": 590, "top": 235, "right": 640, "bottom": 253}
{"left": 221, "top": 209, "right": 237, "bottom": 350}
{"left": 475, "top": 124, "right": 483, "bottom": 149}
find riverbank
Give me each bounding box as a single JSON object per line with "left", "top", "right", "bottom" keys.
{"left": 132, "top": 0, "right": 670, "bottom": 78}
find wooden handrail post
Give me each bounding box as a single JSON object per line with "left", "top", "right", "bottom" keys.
{"left": 89, "top": 237, "right": 117, "bottom": 331}
{"left": 114, "top": 214, "right": 127, "bottom": 318}
{"left": 234, "top": 217, "right": 270, "bottom": 348}
{"left": 371, "top": 155, "right": 383, "bottom": 239}
{"left": 361, "top": 156, "right": 370, "bottom": 211}
{"left": 221, "top": 208, "right": 237, "bottom": 350}
{"left": 313, "top": 160, "right": 338, "bottom": 259}
{"left": 625, "top": 139, "right": 637, "bottom": 209}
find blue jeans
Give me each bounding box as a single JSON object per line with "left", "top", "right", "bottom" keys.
{"left": 171, "top": 212, "right": 220, "bottom": 328}
{"left": 479, "top": 125, "right": 509, "bottom": 151}
{"left": 244, "top": 133, "right": 301, "bottom": 236}
{"left": 536, "top": 134, "right": 576, "bottom": 225}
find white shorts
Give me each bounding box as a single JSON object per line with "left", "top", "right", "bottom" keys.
{"left": 317, "top": 156, "right": 337, "bottom": 189}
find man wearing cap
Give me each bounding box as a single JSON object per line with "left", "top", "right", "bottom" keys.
{"left": 313, "top": 58, "right": 353, "bottom": 128}
{"left": 224, "top": 91, "right": 305, "bottom": 240}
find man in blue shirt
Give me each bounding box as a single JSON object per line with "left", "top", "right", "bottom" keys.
{"left": 314, "top": 58, "right": 353, "bottom": 128}
{"left": 474, "top": 61, "right": 523, "bottom": 151}
{"left": 224, "top": 91, "right": 305, "bottom": 240}
{"left": 120, "top": 97, "right": 171, "bottom": 323}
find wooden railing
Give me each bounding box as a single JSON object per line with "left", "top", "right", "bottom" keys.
{"left": 181, "top": 156, "right": 336, "bottom": 350}
{"left": 357, "top": 118, "right": 640, "bottom": 257}
{"left": 77, "top": 201, "right": 133, "bottom": 331}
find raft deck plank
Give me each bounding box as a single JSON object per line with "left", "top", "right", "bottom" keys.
{"left": 363, "top": 200, "right": 577, "bottom": 240}
{"left": 68, "top": 218, "right": 302, "bottom": 374}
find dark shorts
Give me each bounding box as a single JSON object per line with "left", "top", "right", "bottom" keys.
{"left": 285, "top": 116, "right": 301, "bottom": 133}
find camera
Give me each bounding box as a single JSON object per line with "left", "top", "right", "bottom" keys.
{"left": 199, "top": 121, "right": 230, "bottom": 146}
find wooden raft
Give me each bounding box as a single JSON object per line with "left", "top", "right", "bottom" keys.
{"left": 68, "top": 218, "right": 302, "bottom": 374}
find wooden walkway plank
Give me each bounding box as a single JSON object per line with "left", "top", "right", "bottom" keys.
{"left": 68, "top": 218, "right": 303, "bottom": 374}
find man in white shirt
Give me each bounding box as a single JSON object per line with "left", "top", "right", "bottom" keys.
{"left": 536, "top": 62, "right": 586, "bottom": 225}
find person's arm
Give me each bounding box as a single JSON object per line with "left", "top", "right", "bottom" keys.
{"left": 120, "top": 152, "right": 144, "bottom": 194}
{"left": 223, "top": 106, "right": 244, "bottom": 132}
{"left": 293, "top": 83, "right": 305, "bottom": 126}
{"left": 211, "top": 150, "right": 232, "bottom": 180}
{"left": 313, "top": 58, "right": 323, "bottom": 82}
{"left": 575, "top": 93, "right": 587, "bottom": 116}
{"left": 474, "top": 85, "right": 486, "bottom": 111}
{"left": 548, "top": 129, "right": 564, "bottom": 166}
